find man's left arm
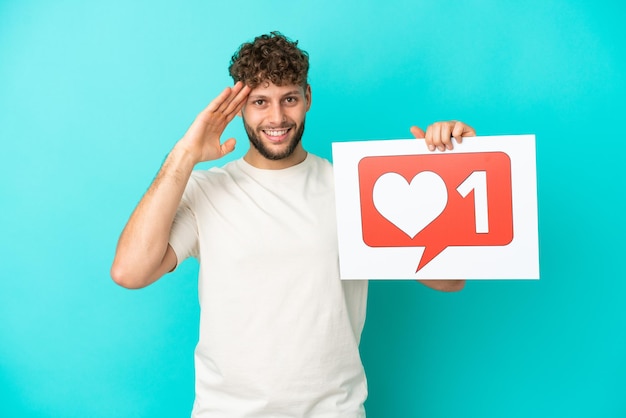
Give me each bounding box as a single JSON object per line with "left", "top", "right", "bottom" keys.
{"left": 410, "top": 120, "right": 476, "bottom": 293}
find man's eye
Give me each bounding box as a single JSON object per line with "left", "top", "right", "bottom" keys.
{"left": 254, "top": 99, "right": 265, "bottom": 106}
{"left": 285, "top": 97, "right": 296, "bottom": 103}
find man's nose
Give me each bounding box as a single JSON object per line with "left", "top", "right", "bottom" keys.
{"left": 268, "top": 103, "right": 285, "bottom": 125}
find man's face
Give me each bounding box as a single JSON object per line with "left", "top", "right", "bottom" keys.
{"left": 241, "top": 82, "right": 311, "bottom": 166}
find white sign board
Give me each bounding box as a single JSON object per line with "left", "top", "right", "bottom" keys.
{"left": 332, "top": 135, "right": 539, "bottom": 280}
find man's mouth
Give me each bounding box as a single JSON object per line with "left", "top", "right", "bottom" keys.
{"left": 262, "top": 127, "right": 292, "bottom": 142}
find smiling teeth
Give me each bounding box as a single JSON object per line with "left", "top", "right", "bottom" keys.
{"left": 264, "top": 129, "right": 288, "bottom": 137}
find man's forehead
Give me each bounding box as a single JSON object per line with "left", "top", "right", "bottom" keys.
{"left": 248, "top": 81, "right": 305, "bottom": 97}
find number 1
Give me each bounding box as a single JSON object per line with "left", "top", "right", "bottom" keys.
{"left": 456, "top": 171, "right": 489, "bottom": 234}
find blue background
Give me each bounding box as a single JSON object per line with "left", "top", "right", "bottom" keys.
{"left": 1, "top": 0, "right": 625, "bottom": 416}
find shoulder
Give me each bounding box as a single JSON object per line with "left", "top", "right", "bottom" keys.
{"left": 183, "top": 160, "right": 241, "bottom": 199}
{"left": 190, "top": 159, "right": 240, "bottom": 182}
{"left": 302, "top": 153, "right": 335, "bottom": 191}
{"left": 306, "top": 153, "right": 333, "bottom": 173}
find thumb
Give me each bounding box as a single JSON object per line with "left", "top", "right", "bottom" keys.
{"left": 410, "top": 125, "right": 426, "bottom": 139}
{"left": 220, "top": 138, "right": 237, "bottom": 157}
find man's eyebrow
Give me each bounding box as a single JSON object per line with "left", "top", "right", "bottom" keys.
{"left": 282, "top": 90, "right": 303, "bottom": 97}
{"left": 248, "top": 90, "right": 303, "bottom": 99}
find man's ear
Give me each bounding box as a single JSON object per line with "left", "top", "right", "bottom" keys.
{"left": 305, "top": 84, "right": 312, "bottom": 111}
{"left": 237, "top": 104, "right": 245, "bottom": 118}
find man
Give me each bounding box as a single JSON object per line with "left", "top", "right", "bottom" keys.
{"left": 111, "top": 32, "right": 474, "bottom": 417}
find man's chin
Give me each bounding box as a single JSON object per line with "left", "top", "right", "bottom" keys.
{"left": 256, "top": 141, "right": 298, "bottom": 160}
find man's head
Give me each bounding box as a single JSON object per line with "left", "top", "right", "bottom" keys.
{"left": 230, "top": 32, "right": 312, "bottom": 169}
{"left": 228, "top": 31, "right": 309, "bottom": 89}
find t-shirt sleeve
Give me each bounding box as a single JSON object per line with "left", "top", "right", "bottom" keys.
{"left": 169, "top": 193, "right": 200, "bottom": 269}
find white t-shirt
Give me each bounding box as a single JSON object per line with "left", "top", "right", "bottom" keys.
{"left": 169, "top": 153, "right": 369, "bottom": 417}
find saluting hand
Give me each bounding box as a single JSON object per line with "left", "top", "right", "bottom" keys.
{"left": 178, "top": 81, "right": 251, "bottom": 164}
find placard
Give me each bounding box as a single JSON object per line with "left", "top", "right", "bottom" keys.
{"left": 332, "top": 135, "right": 539, "bottom": 280}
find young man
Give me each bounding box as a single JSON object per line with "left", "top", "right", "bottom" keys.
{"left": 111, "top": 32, "right": 474, "bottom": 417}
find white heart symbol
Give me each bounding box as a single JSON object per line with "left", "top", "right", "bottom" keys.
{"left": 372, "top": 171, "right": 448, "bottom": 239}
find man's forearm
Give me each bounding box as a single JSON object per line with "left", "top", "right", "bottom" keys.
{"left": 111, "top": 144, "right": 197, "bottom": 288}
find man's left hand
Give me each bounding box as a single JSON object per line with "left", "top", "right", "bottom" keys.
{"left": 410, "top": 121, "right": 476, "bottom": 152}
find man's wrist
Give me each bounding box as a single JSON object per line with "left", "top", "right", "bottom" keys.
{"left": 170, "top": 141, "right": 201, "bottom": 169}
{"left": 159, "top": 142, "right": 199, "bottom": 182}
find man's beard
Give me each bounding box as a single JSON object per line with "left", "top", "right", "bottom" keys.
{"left": 244, "top": 119, "right": 306, "bottom": 161}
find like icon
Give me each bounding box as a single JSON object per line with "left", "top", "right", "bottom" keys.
{"left": 358, "top": 152, "right": 514, "bottom": 271}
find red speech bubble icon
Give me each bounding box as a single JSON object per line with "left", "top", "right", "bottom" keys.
{"left": 358, "top": 152, "right": 513, "bottom": 272}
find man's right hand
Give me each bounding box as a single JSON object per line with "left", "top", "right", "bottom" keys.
{"left": 178, "top": 81, "right": 251, "bottom": 164}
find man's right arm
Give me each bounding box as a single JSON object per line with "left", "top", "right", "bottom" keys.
{"left": 110, "top": 82, "right": 251, "bottom": 289}
{"left": 110, "top": 146, "right": 197, "bottom": 288}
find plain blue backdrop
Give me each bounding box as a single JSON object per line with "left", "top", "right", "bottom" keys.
{"left": 1, "top": 0, "right": 625, "bottom": 417}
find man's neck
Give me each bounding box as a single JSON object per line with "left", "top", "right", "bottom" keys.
{"left": 243, "top": 146, "right": 308, "bottom": 170}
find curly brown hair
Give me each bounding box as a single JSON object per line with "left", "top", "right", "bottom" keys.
{"left": 228, "top": 32, "right": 309, "bottom": 89}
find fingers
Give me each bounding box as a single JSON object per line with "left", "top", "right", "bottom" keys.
{"left": 203, "top": 82, "right": 250, "bottom": 120}
{"left": 424, "top": 121, "right": 476, "bottom": 152}
{"left": 220, "top": 82, "right": 251, "bottom": 119}
{"left": 205, "top": 86, "right": 235, "bottom": 113}
{"left": 426, "top": 122, "right": 453, "bottom": 151}
{"left": 452, "top": 121, "right": 476, "bottom": 141}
